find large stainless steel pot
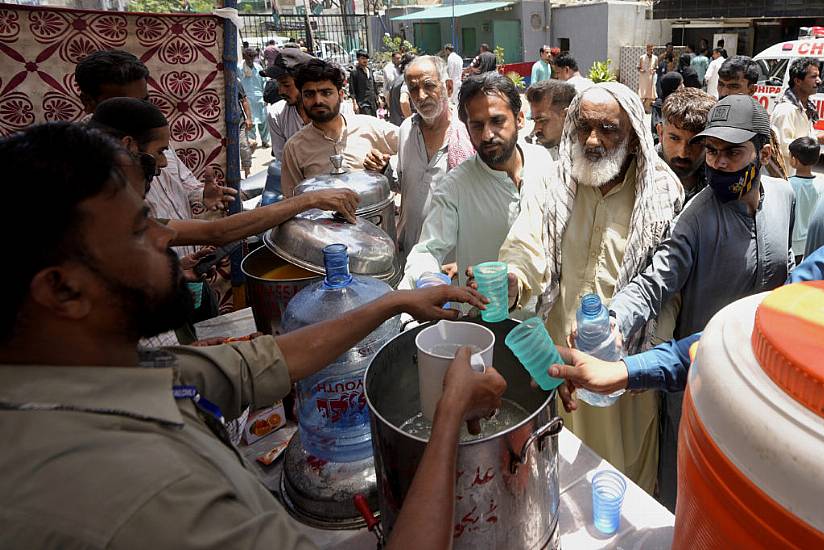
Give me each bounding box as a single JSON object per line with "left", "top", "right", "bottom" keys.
{"left": 365, "top": 319, "right": 562, "bottom": 549}
{"left": 240, "top": 246, "right": 320, "bottom": 334}
{"left": 294, "top": 155, "right": 397, "bottom": 244}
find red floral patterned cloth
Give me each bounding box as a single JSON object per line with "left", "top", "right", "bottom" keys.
{"left": 0, "top": 4, "right": 226, "bottom": 182}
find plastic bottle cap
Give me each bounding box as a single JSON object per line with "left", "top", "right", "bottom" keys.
{"left": 751, "top": 281, "right": 824, "bottom": 418}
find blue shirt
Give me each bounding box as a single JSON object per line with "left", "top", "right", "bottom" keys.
{"left": 788, "top": 174, "right": 824, "bottom": 253}
{"left": 806, "top": 197, "right": 824, "bottom": 256}
{"left": 531, "top": 60, "right": 551, "bottom": 84}
{"left": 623, "top": 245, "right": 824, "bottom": 392}
{"left": 690, "top": 54, "right": 709, "bottom": 83}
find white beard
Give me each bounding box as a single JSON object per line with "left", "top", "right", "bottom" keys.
{"left": 417, "top": 96, "right": 448, "bottom": 124}
{"left": 571, "top": 138, "right": 629, "bottom": 188}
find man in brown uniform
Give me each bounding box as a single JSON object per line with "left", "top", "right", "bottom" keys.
{"left": 0, "top": 123, "right": 504, "bottom": 549}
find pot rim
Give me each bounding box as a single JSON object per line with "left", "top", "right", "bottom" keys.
{"left": 365, "top": 319, "right": 556, "bottom": 447}
{"left": 240, "top": 246, "right": 322, "bottom": 283}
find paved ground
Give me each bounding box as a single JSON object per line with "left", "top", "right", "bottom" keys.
{"left": 248, "top": 141, "right": 274, "bottom": 178}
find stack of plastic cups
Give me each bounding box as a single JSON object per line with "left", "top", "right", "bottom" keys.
{"left": 591, "top": 470, "right": 627, "bottom": 535}
{"left": 474, "top": 262, "right": 509, "bottom": 322}
{"left": 505, "top": 317, "right": 565, "bottom": 391}
{"left": 416, "top": 272, "right": 453, "bottom": 310}
{"left": 186, "top": 281, "right": 203, "bottom": 309}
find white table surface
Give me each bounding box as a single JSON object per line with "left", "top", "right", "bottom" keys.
{"left": 249, "top": 428, "right": 674, "bottom": 549}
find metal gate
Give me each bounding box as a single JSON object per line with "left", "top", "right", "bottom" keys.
{"left": 239, "top": 13, "right": 369, "bottom": 65}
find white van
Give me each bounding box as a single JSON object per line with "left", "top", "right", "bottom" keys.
{"left": 752, "top": 34, "right": 824, "bottom": 122}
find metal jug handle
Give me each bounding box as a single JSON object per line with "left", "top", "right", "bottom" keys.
{"left": 510, "top": 416, "right": 564, "bottom": 474}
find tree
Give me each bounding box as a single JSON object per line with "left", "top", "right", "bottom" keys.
{"left": 129, "top": 0, "right": 214, "bottom": 13}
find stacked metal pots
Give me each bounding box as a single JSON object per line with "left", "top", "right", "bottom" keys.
{"left": 241, "top": 157, "right": 399, "bottom": 334}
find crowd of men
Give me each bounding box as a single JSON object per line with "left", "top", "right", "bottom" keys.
{"left": 2, "top": 36, "right": 824, "bottom": 548}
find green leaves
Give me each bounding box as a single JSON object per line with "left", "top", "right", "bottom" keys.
{"left": 588, "top": 59, "right": 617, "bottom": 83}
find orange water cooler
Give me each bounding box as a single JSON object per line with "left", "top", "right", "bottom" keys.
{"left": 674, "top": 281, "right": 824, "bottom": 549}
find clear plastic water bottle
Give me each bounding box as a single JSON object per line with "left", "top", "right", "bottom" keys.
{"left": 575, "top": 293, "right": 625, "bottom": 407}
{"left": 281, "top": 244, "right": 400, "bottom": 462}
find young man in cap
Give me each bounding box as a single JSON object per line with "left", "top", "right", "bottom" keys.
{"left": 607, "top": 94, "right": 796, "bottom": 511}
{"left": 262, "top": 48, "right": 313, "bottom": 161}
{"left": 717, "top": 55, "right": 788, "bottom": 179}
{"left": 350, "top": 49, "right": 379, "bottom": 116}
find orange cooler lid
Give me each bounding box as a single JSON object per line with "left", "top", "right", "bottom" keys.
{"left": 752, "top": 281, "right": 824, "bottom": 418}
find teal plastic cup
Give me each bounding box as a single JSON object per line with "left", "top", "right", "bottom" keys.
{"left": 504, "top": 317, "right": 565, "bottom": 390}
{"left": 474, "top": 261, "right": 508, "bottom": 322}
{"left": 186, "top": 281, "right": 204, "bottom": 309}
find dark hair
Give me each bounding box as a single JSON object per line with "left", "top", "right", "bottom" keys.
{"left": 789, "top": 57, "right": 819, "bottom": 89}
{"left": 751, "top": 133, "right": 768, "bottom": 153}
{"left": 687, "top": 44, "right": 696, "bottom": 52}
{"left": 553, "top": 52, "right": 578, "bottom": 72}
{"left": 75, "top": 50, "right": 149, "bottom": 99}
{"left": 88, "top": 97, "right": 168, "bottom": 146}
{"left": 665, "top": 42, "right": 673, "bottom": 48}
{"left": 480, "top": 43, "right": 490, "bottom": 52}
{"left": 295, "top": 58, "right": 345, "bottom": 90}
{"left": 458, "top": 72, "right": 521, "bottom": 123}
{"left": 678, "top": 53, "right": 692, "bottom": 69}
{"left": 267, "top": 39, "right": 275, "bottom": 46}
{"left": 0, "top": 123, "right": 126, "bottom": 341}
{"left": 662, "top": 87, "right": 716, "bottom": 134}
{"left": 356, "top": 49, "right": 369, "bottom": 59}
{"left": 789, "top": 136, "right": 820, "bottom": 166}
{"left": 525, "top": 79, "right": 576, "bottom": 109}
{"left": 398, "top": 52, "right": 417, "bottom": 73}
{"left": 721, "top": 56, "right": 758, "bottom": 86}
{"left": 712, "top": 47, "right": 723, "bottom": 56}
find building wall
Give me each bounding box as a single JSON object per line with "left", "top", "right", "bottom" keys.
{"left": 551, "top": 2, "right": 609, "bottom": 77}
{"left": 551, "top": 1, "right": 669, "bottom": 79}
{"left": 654, "top": 0, "right": 824, "bottom": 20}
{"left": 517, "top": 0, "right": 551, "bottom": 64}
{"left": 388, "top": 5, "right": 523, "bottom": 60}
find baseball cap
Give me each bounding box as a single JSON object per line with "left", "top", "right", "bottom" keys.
{"left": 690, "top": 94, "right": 771, "bottom": 144}
{"left": 259, "top": 49, "right": 313, "bottom": 79}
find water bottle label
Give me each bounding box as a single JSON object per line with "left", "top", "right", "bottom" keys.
{"left": 308, "top": 377, "right": 368, "bottom": 427}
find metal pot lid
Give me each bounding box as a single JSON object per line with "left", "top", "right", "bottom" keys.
{"left": 264, "top": 209, "right": 397, "bottom": 280}
{"left": 294, "top": 170, "right": 391, "bottom": 212}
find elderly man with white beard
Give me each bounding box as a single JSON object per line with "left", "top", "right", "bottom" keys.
{"left": 395, "top": 55, "right": 475, "bottom": 266}
{"left": 499, "top": 83, "right": 684, "bottom": 493}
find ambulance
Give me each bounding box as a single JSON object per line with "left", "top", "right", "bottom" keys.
{"left": 752, "top": 26, "right": 824, "bottom": 122}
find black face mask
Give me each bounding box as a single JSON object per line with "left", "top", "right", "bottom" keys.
{"left": 705, "top": 159, "right": 759, "bottom": 202}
